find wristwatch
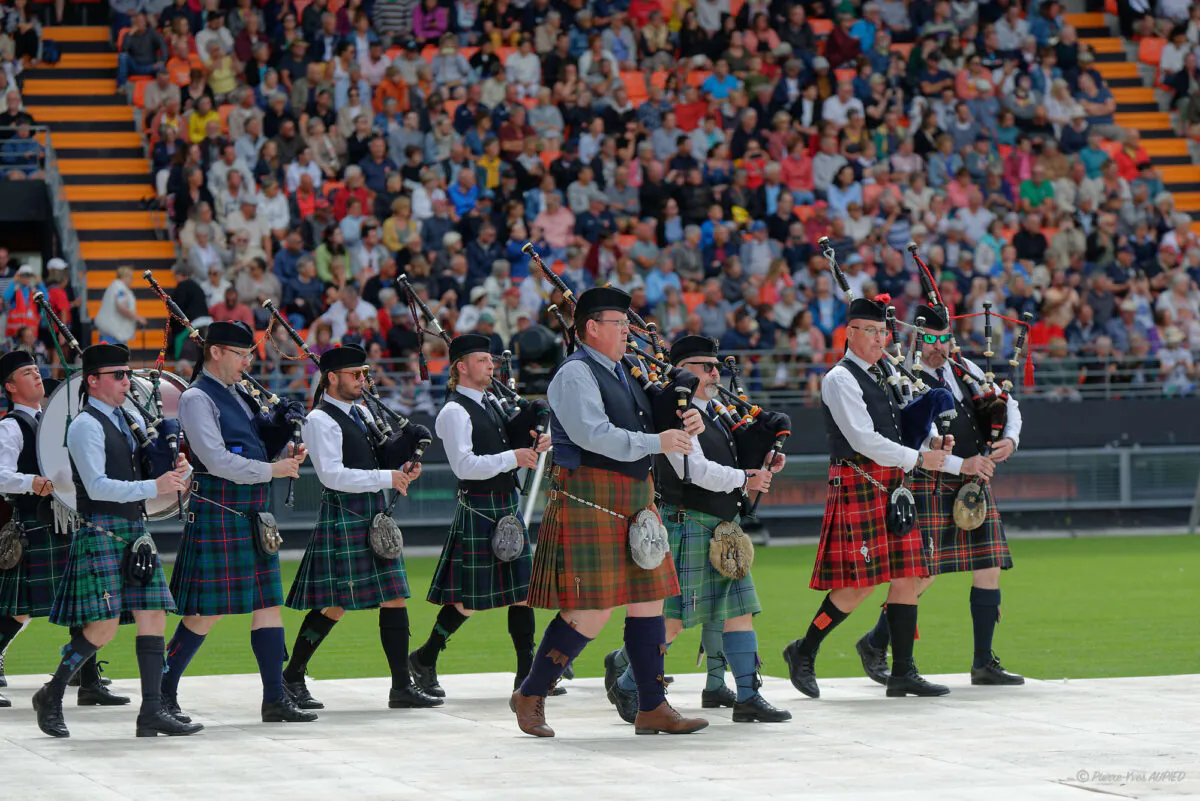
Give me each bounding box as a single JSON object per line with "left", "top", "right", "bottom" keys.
{"left": 916, "top": 452, "right": 925, "bottom": 469}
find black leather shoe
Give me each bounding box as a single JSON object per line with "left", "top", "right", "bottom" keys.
{"left": 971, "top": 654, "right": 1025, "bottom": 686}
{"left": 603, "top": 649, "right": 623, "bottom": 698}
{"left": 562, "top": 658, "right": 575, "bottom": 680}
{"left": 262, "top": 695, "right": 319, "bottom": 722}
{"left": 388, "top": 684, "right": 444, "bottom": 709}
{"left": 886, "top": 665, "right": 951, "bottom": 697}
{"left": 782, "top": 639, "right": 820, "bottom": 698}
{"left": 732, "top": 694, "right": 793, "bottom": 723}
{"left": 609, "top": 684, "right": 638, "bottom": 724}
{"left": 78, "top": 683, "right": 131, "bottom": 706}
{"left": 0, "top": 651, "right": 7, "bottom": 687}
{"left": 284, "top": 678, "right": 325, "bottom": 709}
{"left": 136, "top": 708, "right": 204, "bottom": 737}
{"left": 33, "top": 685, "right": 69, "bottom": 738}
{"left": 68, "top": 660, "right": 113, "bottom": 687}
{"left": 701, "top": 684, "right": 737, "bottom": 709}
{"left": 855, "top": 633, "right": 891, "bottom": 686}
{"left": 408, "top": 650, "right": 445, "bottom": 698}
{"left": 0, "top": 691, "right": 9, "bottom": 707}
{"left": 162, "top": 696, "right": 192, "bottom": 724}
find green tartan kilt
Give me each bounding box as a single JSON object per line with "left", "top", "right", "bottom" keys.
{"left": 659, "top": 504, "right": 760, "bottom": 629}
{"left": 427, "top": 490, "right": 531, "bottom": 611}
{"left": 911, "top": 470, "right": 1013, "bottom": 575}
{"left": 286, "top": 488, "right": 409, "bottom": 611}
{"left": 0, "top": 509, "right": 69, "bottom": 618}
{"left": 49, "top": 515, "right": 174, "bottom": 628}
{"left": 170, "top": 474, "right": 284, "bottom": 616}
{"left": 528, "top": 465, "right": 680, "bottom": 611}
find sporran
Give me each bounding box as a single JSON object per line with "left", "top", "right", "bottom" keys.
{"left": 953, "top": 480, "right": 988, "bottom": 531}
{"left": 0, "top": 519, "right": 25, "bottom": 571}
{"left": 122, "top": 532, "right": 159, "bottom": 587}
{"left": 491, "top": 514, "right": 526, "bottom": 562}
{"left": 252, "top": 511, "right": 283, "bottom": 556}
{"left": 708, "top": 520, "right": 754, "bottom": 579}
{"left": 628, "top": 508, "right": 669, "bottom": 570}
{"left": 369, "top": 513, "right": 404, "bottom": 559}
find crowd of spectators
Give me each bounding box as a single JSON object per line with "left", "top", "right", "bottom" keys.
{"left": 61, "top": 1, "right": 1200, "bottom": 400}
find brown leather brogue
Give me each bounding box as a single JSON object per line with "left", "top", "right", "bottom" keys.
{"left": 510, "top": 691, "right": 554, "bottom": 738}
{"left": 633, "top": 702, "right": 709, "bottom": 735}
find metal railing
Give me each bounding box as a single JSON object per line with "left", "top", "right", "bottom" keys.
{"left": 34, "top": 126, "right": 90, "bottom": 324}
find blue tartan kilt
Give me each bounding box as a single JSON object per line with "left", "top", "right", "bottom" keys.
{"left": 427, "top": 491, "right": 531, "bottom": 611}
{"left": 170, "top": 473, "right": 284, "bottom": 616}
{"left": 286, "top": 488, "right": 409, "bottom": 611}
{"left": 49, "top": 515, "right": 174, "bottom": 628}
{"left": 0, "top": 508, "right": 70, "bottom": 618}
{"left": 659, "top": 504, "right": 761, "bottom": 629}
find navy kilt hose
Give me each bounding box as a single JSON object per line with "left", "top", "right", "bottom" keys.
{"left": 170, "top": 473, "right": 284, "bottom": 616}
{"left": 49, "top": 515, "right": 174, "bottom": 627}
{"left": 810, "top": 459, "right": 929, "bottom": 591}
{"left": 659, "top": 503, "right": 760, "bottom": 629}
{"left": 0, "top": 511, "right": 68, "bottom": 618}
{"left": 427, "top": 490, "right": 531, "bottom": 611}
{"left": 286, "top": 488, "right": 409, "bottom": 611}
{"left": 911, "top": 470, "right": 1013, "bottom": 575}
{"left": 528, "top": 465, "right": 680, "bottom": 611}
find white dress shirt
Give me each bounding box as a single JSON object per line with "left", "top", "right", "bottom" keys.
{"left": 923, "top": 356, "right": 1022, "bottom": 476}
{"left": 435, "top": 386, "right": 518, "bottom": 481}
{"left": 0, "top": 403, "right": 41, "bottom": 495}
{"left": 177, "top": 370, "right": 274, "bottom": 485}
{"left": 304, "top": 395, "right": 394, "bottom": 493}
{"left": 821, "top": 349, "right": 920, "bottom": 472}
{"left": 664, "top": 396, "right": 744, "bottom": 493}
{"left": 67, "top": 398, "right": 158, "bottom": 504}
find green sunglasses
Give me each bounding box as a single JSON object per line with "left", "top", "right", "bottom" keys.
{"left": 922, "top": 333, "right": 952, "bottom": 344}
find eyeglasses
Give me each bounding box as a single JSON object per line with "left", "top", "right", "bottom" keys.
{"left": 594, "top": 318, "right": 630, "bottom": 330}
{"left": 848, "top": 326, "right": 888, "bottom": 339}
{"left": 223, "top": 347, "right": 255, "bottom": 363}
{"left": 338, "top": 367, "right": 369, "bottom": 378}
{"left": 922, "top": 333, "right": 953, "bottom": 344}
{"left": 683, "top": 361, "right": 720, "bottom": 373}
{"left": 97, "top": 369, "right": 132, "bottom": 381}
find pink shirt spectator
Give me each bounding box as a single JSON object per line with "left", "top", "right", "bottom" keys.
{"left": 534, "top": 206, "right": 577, "bottom": 249}
{"left": 781, "top": 151, "right": 814, "bottom": 192}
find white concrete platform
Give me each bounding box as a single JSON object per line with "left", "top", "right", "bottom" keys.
{"left": 2, "top": 671, "right": 1198, "bottom": 800}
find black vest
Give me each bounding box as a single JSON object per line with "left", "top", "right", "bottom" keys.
{"left": 317, "top": 400, "right": 381, "bottom": 472}
{"left": 444, "top": 390, "right": 516, "bottom": 493}
{"left": 549, "top": 349, "right": 654, "bottom": 481}
{"left": 70, "top": 404, "right": 144, "bottom": 521}
{"left": 823, "top": 357, "right": 902, "bottom": 462}
{"left": 922, "top": 366, "right": 984, "bottom": 458}
{"left": 186, "top": 373, "right": 269, "bottom": 474}
{"left": 6, "top": 409, "right": 41, "bottom": 515}
{"left": 656, "top": 403, "right": 743, "bottom": 521}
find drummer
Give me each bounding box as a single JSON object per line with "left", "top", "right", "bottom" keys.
{"left": 161, "top": 321, "right": 314, "bottom": 725}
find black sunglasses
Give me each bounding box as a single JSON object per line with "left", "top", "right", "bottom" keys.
{"left": 96, "top": 369, "right": 132, "bottom": 380}
{"left": 683, "top": 361, "right": 720, "bottom": 373}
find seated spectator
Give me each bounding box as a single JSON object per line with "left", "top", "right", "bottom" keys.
{"left": 0, "top": 121, "right": 43, "bottom": 179}
{"left": 118, "top": 13, "right": 167, "bottom": 88}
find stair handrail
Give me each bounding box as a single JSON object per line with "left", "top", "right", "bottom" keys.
{"left": 39, "top": 127, "right": 89, "bottom": 324}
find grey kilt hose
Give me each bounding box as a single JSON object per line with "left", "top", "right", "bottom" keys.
{"left": 911, "top": 470, "right": 1012, "bottom": 575}
{"left": 0, "top": 510, "right": 68, "bottom": 618}
{"left": 427, "top": 490, "right": 531, "bottom": 611}
{"left": 659, "top": 503, "right": 760, "bottom": 628}
{"left": 286, "top": 488, "right": 409, "bottom": 611}
{"left": 49, "top": 515, "right": 174, "bottom": 627}
{"left": 170, "top": 473, "right": 285, "bottom": 616}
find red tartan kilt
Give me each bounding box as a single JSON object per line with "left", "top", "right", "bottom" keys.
{"left": 528, "top": 465, "right": 680, "bottom": 611}
{"left": 810, "top": 461, "right": 929, "bottom": 591}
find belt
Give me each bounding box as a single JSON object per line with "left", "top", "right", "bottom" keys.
{"left": 550, "top": 485, "right": 628, "bottom": 521}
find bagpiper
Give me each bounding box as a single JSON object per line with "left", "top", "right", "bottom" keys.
{"left": 409, "top": 334, "right": 553, "bottom": 699}
{"left": 33, "top": 343, "right": 199, "bottom": 738}
{"left": 281, "top": 344, "right": 441, "bottom": 710}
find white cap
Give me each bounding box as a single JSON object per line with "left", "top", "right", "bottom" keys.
{"left": 46, "top": 257, "right": 68, "bottom": 271}
{"left": 16, "top": 264, "right": 36, "bottom": 276}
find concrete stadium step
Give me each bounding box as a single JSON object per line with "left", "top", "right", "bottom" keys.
{"left": 58, "top": 147, "right": 145, "bottom": 160}
{"left": 63, "top": 184, "right": 153, "bottom": 203}
{"left": 1083, "top": 37, "right": 1126, "bottom": 54}
{"left": 61, "top": 172, "right": 149, "bottom": 186}
{"left": 1114, "top": 112, "right": 1172, "bottom": 130}
{"left": 31, "top": 68, "right": 113, "bottom": 80}
{"left": 1171, "top": 192, "right": 1200, "bottom": 211}
{"left": 24, "top": 105, "right": 131, "bottom": 122}
{"left": 57, "top": 53, "right": 118, "bottom": 69}
{"left": 1157, "top": 165, "right": 1200, "bottom": 183}
{"left": 57, "top": 158, "right": 148, "bottom": 176}
{"left": 40, "top": 120, "right": 135, "bottom": 133}
{"left": 50, "top": 132, "right": 142, "bottom": 149}
{"left": 51, "top": 41, "right": 112, "bottom": 54}
{"left": 1111, "top": 87, "right": 1158, "bottom": 104}
{"left": 42, "top": 26, "right": 110, "bottom": 41}
{"left": 76, "top": 228, "right": 162, "bottom": 242}
{"left": 68, "top": 199, "right": 153, "bottom": 213}
{"left": 89, "top": 328, "right": 167, "bottom": 357}
{"left": 1095, "top": 62, "right": 1140, "bottom": 80}
{"left": 80, "top": 241, "right": 175, "bottom": 261}
{"left": 85, "top": 298, "right": 171, "bottom": 318}
{"left": 1142, "top": 139, "right": 1191, "bottom": 158}
{"left": 87, "top": 261, "right": 175, "bottom": 277}
{"left": 25, "top": 94, "right": 125, "bottom": 106}
{"left": 73, "top": 211, "right": 158, "bottom": 230}
{"left": 1065, "top": 12, "right": 1108, "bottom": 27}
{"left": 21, "top": 78, "right": 117, "bottom": 95}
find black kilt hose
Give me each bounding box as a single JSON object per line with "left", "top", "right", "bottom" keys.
{"left": 427, "top": 490, "right": 531, "bottom": 610}
{"left": 810, "top": 459, "right": 929, "bottom": 591}
{"left": 170, "top": 474, "right": 285, "bottom": 616}
{"left": 49, "top": 515, "right": 174, "bottom": 627}
{"left": 287, "top": 488, "right": 409, "bottom": 611}
{"left": 911, "top": 470, "right": 1012, "bottom": 575}
{"left": 0, "top": 511, "right": 68, "bottom": 618}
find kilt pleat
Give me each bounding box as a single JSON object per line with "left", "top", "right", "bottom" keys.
{"left": 659, "top": 504, "right": 760, "bottom": 628}
{"left": 426, "top": 491, "right": 531, "bottom": 610}
{"left": 286, "top": 489, "right": 409, "bottom": 611}
{"left": 0, "top": 511, "right": 69, "bottom": 618}
{"left": 170, "top": 474, "right": 284, "bottom": 616}
{"left": 911, "top": 471, "right": 1012, "bottom": 575}
{"left": 810, "top": 461, "right": 929, "bottom": 591}
{"left": 49, "top": 515, "right": 174, "bottom": 628}
{"left": 528, "top": 466, "right": 680, "bottom": 611}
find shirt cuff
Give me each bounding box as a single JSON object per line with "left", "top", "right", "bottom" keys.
{"left": 1004, "top": 431, "right": 1019, "bottom": 451}
{"left": 649, "top": 433, "right": 663, "bottom": 455}
{"left": 900, "top": 447, "right": 919, "bottom": 473}
{"left": 503, "top": 450, "right": 519, "bottom": 472}
{"left": 377, "top": 470, "right": 394, "bottom": 492}
{"left": 18, "top": 475, "right": 34, "bottom": 494}
{"left": 943, "top": 454, "right": 963, "bottom": 476}
{"left": 139, "top": 479, "right": 159, "bottom": 501}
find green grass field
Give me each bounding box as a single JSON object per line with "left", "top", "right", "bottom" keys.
{"left": 4, "top": 535, "right": 1197, "bottom": 682}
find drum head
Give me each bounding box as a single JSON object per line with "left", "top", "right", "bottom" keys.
{"left": 37, "top": 370, "right": 191, "bottom": 522}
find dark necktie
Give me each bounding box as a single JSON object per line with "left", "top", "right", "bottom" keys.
{"left": 868, "top": 364, "right": 887, "bottom": 390}
{"left": 350, "top": 406, "right": 369, "bottom": 433}
{"left": 113, "top": 409, "right": 136, "bottom": 451}
{"left": 615, "top": 362, "right": 633, "bottom": 395}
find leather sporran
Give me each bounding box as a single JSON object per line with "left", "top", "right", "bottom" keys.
{"left": 251, "top": 511, "right": 283, "bottom": 557}
{"left": 953, "top": 480, "right": 988, "bottom": 531}
{"left": 708, "top": 520, "right": 754, "bottom": 579}
{"left": 628, "top": 509, "right": 669, "bottom": 570}
{"left": 122, "top": 532, "right": 159, "bottom": 587}
{"left": 491, "top": 514, "right": 526, "bottom": 562}
{"left": 0, "top": 519, "right": 26, "bottom": 571}
{"left": 886, "top": 485, "right": 917, "bottom": 538}
{"left": 369, "top": 513, "right": 404, "bottom": 559}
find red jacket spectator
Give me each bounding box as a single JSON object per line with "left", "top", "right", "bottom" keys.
{"left": 824, "top": 26, "right": 862, "bottom": 69}
{"left": 334, "top": 184, "right": 373, "bottom": 221}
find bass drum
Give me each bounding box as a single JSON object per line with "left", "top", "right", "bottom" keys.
{"left": 37, "top": 370, "right": 191, "bottom": 522}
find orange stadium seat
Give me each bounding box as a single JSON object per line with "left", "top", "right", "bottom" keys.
{"left": 1138, "top": 37, "right": 1165, "bottom": 67}
{"left": 810, "top": 18, "right": 834, "bottom": 37}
